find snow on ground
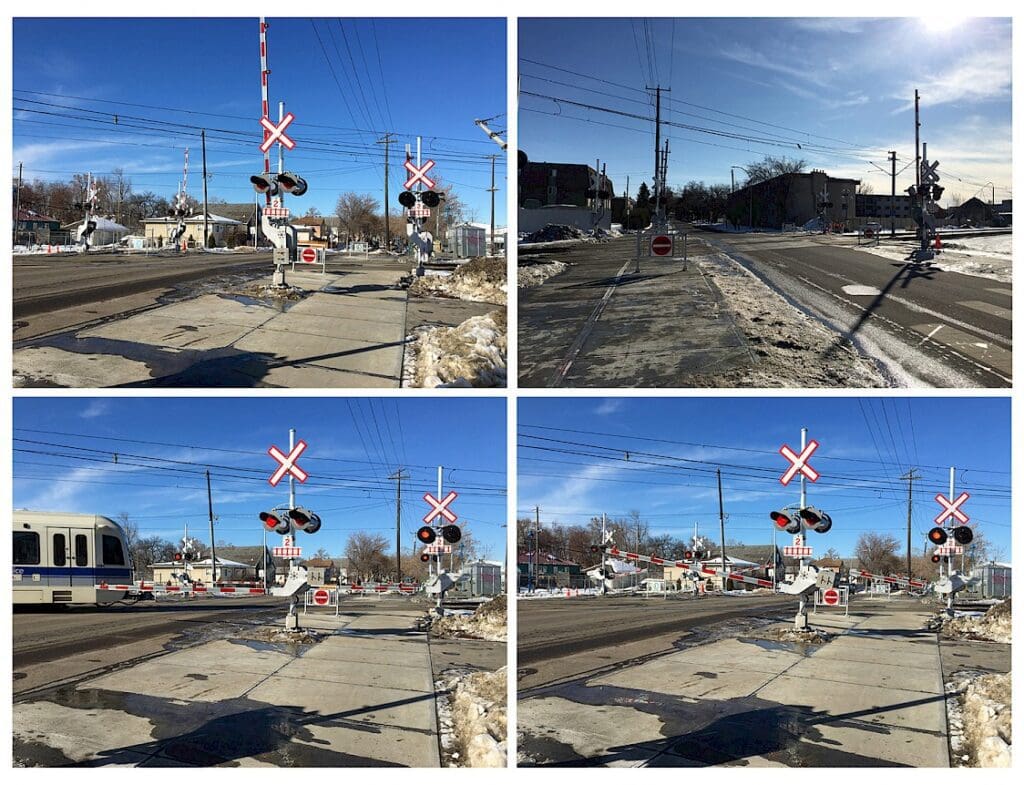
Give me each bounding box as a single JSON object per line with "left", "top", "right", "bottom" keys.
{"left": 852, "top": 234, "right": 1011, "bottom": 283}
{"left": 518, "top": 587, "right": 598, "bottom": 600}
{"left": 933, "top": 598, "right": 1011, "bottom": 643}
{"left": 518, "top": 260, "right": 569, "bottom": 289}
{"left": 431, "top": 595, "right": 506, "bottom": 642}
{"left": 697, "top": 251, "right": 888, "bottom": 387}
{"left": 435, "top": 667, "right": 507, "bottom": 767}
{"left": 402, "top": 309, "right": 506, "bottom": 388}
{"left": 409, "top": 257, "right": 507, "bottom": 305}
{"left": 947, "top": 671, "right": 1011, "bottom": 767}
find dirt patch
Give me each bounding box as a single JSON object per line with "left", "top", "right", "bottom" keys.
{"left": 762, "top": 626, "right": 834, "bottom": 645}
{"left": 408, "top": 258, "right": 506, "bottom": 305}
{"left": 436, "top": 667, "right": 507, "bottom": 767}
{"left": 402, "top": 309, "right": 506, "bottom": 388}
{"left": 431, "top": 595, "right": 507, "bottom": 642}
{"left": 522, "top": 224, "right": 586, "bottom": 243}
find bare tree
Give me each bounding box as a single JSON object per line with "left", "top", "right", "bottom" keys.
{"left": 345, "top": 531, "right": 391, "bottom": 581}
{"left": 743, "top": 155, "right": 807, "bottom": 185}
{"left": 335, "top": 193, "right": 381, "bottom": 242}
{"left": 855, "top": 532, "right": 901, "bottom": 575}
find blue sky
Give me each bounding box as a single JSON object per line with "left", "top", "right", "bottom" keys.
{"left": 519, "top": 17, "right": 1011, "bottom": 206}
{"left": 13, "top": 397, "right": 508, "bottom": 561}
{"left": 13, "top": 17, "right": 507, "bottom": 222}
{"left": 518, "top": 397, "right": 1011, "bottom": 561}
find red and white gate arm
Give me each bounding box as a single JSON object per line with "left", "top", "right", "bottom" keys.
{"left": 96, "top": 581, "right": 267, "bottom": 597}
{"left": 603, "top": 546, "right": 774, "bottom": 589}
{"left": 852, "top": 570, "right": 927, "bottom": 589}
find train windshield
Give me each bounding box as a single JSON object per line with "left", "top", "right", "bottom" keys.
{"left": 102, "top": 534, "right": 126, "bottom": 566}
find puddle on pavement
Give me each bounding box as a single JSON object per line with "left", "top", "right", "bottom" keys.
{"left": 214, "top": 292, "right": 300, "bottom": 312}
{"left": 736, "top": 636, "right": 823, "bottom": 656}
{"left": 227, "top": 637, "right": 316, "bottom": 657}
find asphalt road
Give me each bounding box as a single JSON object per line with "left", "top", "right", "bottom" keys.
{"left": 696, "top": 230, "right": 1012, "bottom": 387}
{"left": 519, "top": 593, "right": 795, "bottom": 692}
{"left": 13, "top": 596, "right": 289, "bottom": 696}
{"left": 13, "top": 251, "right": 274, "bottom": 340}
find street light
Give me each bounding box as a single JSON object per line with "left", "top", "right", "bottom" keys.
{"left": 731, "top": 166, "right": 754, "bottom": 231}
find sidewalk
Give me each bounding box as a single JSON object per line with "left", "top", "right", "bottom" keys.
{"left": 12, "top": 265, "right": 409, "bottom": 387}
{"left": 518, "top": 236, "right": 752, "bottom": 387}
{"left": 12, "top": 604, "right": 440, "bottom": 767}
{"left": 519, "top": 601, "right": 948, "bottom": 767}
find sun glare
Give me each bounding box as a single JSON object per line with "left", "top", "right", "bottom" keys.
{"left": 920, "top": 16, "right": 968, "bottom": 35}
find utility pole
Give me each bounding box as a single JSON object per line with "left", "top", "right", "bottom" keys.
{"left": 889, "top": 150, "right": 897, "bottom": 238}
{"left": 488, "top": 154, "right": 498, "bottom": 257}
{"left": 601, "top": 512, "right": 608, "bottom": 594}
{"left": 533, "top": 505, "right": 541, "bottom": 592}
{"left": 718, "top": 468, "right": 727, "bottom": 579}
{"left": 206, "top": 469, "right": 217, "bottom": 584}
{"left": 14, "top": 163, "right": 23, "bottom": 249}
{"left": 376, "top": 133, "right": 395, "bottom": 253}
{"left": 646, "top": 85, "right": 670, "bottom": 223}
{"left": 389, "top": 469, "right": 409, "bottom": 580}
{"left": 201, "top": 129, "right": 209, "bottom": 249}
{"left": 901, "top": 469, "right": 921, "bottom": 582}
{"left": 624, "top": 175, "right": 631, "bottom": 230}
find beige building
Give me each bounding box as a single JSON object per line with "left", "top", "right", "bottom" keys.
{"left": 141, "top": 212, "right": 243, "bottom": 248}
{"left": 150, "top": 545, "right": 275, "bottom": 585}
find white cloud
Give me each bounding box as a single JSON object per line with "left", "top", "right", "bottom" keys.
{"left": 593, "top": 399, "right": 625, "bottom": 416}
{"left": 80, "top": 400, "right": 111, "bottom": 420}
{"left": 893, "top": 49, "right": 1011, "bottom": 111}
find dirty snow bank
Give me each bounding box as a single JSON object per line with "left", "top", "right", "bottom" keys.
{"left": 852, "top": 236, "right": 1011, "bottom": 283}
{"left": 947, "top": 671, "right": 1011, "bottom": 767}
{"left": 409, "top": 257, "right": 507, "bottom": 305}
{"left": 432, "top": 595, "right": 506, "bottom": 641}
{"left": 436, "top": 667, "right": 507, "bottom": 767}
{"left": 518, "top": 259, "right": 569, "bottom": 288}
{"left": 935, "top": 599, "right": 1011, "bottom": 643}
{"left": 762, "top": 626, "right": 834, "bottom": 645}
{"left": 402, "top": 309, "right": 506, "bottom": 388}
{"left": 697, "top": 251, "right": 887, "bottom": 387}
{"left": 521, "top": 224, "right": 586, "bottom": 243}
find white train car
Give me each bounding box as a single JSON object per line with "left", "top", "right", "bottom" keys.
{"left": 12, "top": 510, "right": 134, "bottom": 605}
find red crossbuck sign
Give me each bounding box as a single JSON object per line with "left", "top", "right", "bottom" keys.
{"left": 779, "top": 440, "right": 820, "bottom": 486}
{"left": 404, "top": 159, "right": 436, "bottom": 190}
{"left": 259, "top": 112, "right": 296, "bottom": 153}
{"left": 268, "top": 440, "right": 308, "bottom": 486}
{"left": 422, "top": 490, "right": 458, "bottom": 524}
{"left": 934, "top": 492, "right": 969, "bottom": 525}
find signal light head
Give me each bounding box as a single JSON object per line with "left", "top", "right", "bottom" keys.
{"left": 421, "top": 190, "right": 441, "bottom": 208}
{"left": 174, "top": 552, "right": 183, "bottom": 562}
{"left": 260, "top": 511, "right": 284, "bottom": 531}
{"left": 416, "top": 526, "right": 436, "bottom": 545}
{"left": 800, "top": 507, "right": 832, "bottom": 534}
{"left": 771, "top": 510, "right": 801, "bottom": 534}
{"left": 953, "top": 526, "right": 973, "bottom": 545}
{"left": 398, "top": 191, "right": 417, "bottom": 208}
{"left": 420, "top": 553, "right": 430, "bottom": 563}
{"left": 684, "top": 550, "right": 694, "bottom": 560}
{"left": 928, "top": 527, "right": 948, "bottom": 545}
{"left": 277, "top": 172, "right": 307, "bottom": 196}
{"left": 250, "top": 173, "right": 279, "bottom": 195}
{"left": 289, "top": 507, "right": 321, "bottom": 534}
{"left": 931, "top": 553, "right": 941, "bottom": 563}
{"left": 441, "top": 524, "right": 461, "bottom": 544}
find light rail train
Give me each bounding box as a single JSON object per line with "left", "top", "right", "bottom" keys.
{"left": 12, "top": 510, "right": 134, "bottom": 605}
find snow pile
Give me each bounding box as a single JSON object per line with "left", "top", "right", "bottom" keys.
{"left": 763, "top": 626, "right": 833, "bottom": 645}
{"left": 436, "top": 667, "right": 507, "bottom": 767}
{"left": 948, "top": 671, "right": 1011, "bottom": 767}
{"left": 938, "top": 599, "right": 1011, "bottom": 643}
{"left": 409, "top": 258, "right": 507, "bottom": 305}
{"left": 852, "top": 235, "right": 1011, "bottom": 283}
{"left": 698, "top": 252, "right": 887, "bottom": 387}
{"left": 403, "top": 309, "right": 506, "bottom": 388}
{"left": 518, "top": 259, "right": 569, "bottom": 288}
{"left": 521, "top": 224, "right": 585, "bottom": 243}
{"left": 432, "top": 595, "right": 506, "bottom": 641}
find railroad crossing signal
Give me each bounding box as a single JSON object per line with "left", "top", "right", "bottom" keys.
{"left": 799, "top": 506, "right": 832, "bottom": 533}
{"left": 934, "top": 491, "right": 969, "bottom": 525}
{"left": 779, "top": 440, "right": 820, "bottom": 485}
{"left": 277, "top": 171, "right": 307, "bottom": 196}
{"left": 268, "top": 440, "right": 309, "bottom": 486}
{"left": 771, "top": 510, "right": 801, "bottom": 534}
{"left": 260, "top": 510, "right": 291, "bottom": 534}
{"left": 423, "top": 491, "right": 458, "bottom": 524}
{"left": 403, "top": 158, "right": 436, "bottom": 190}
{"left": 259, "top": 112, "right": 296, "bottom": 153}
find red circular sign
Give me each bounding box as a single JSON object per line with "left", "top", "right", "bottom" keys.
{"left": 301, "top": 247, "right": 317, "bottom": 263}
{"left": 651, "top": 235, "right": 673, "bottom": 256}
{"left": 823, "top": 588, "right": 840, "bottom": 606}
{"left": 313, "top": 588, "right": 330, "bottom": 605}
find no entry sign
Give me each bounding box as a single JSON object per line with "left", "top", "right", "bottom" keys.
{"left": 650, "top": 235, "right": 673, "bottom": 256}
{"left": 300, "top": 247, "right": 317, "bottom": 264}
{"left": 312, "top": 588, "right": 330, "bottom": 606}
{"left": 822, "top": 588, "right": 840, "bottom": 606}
